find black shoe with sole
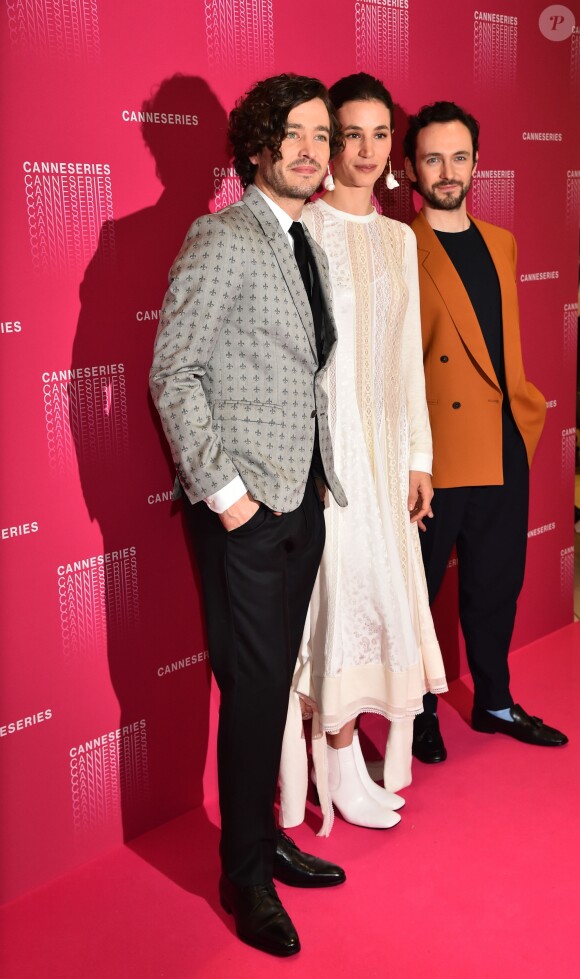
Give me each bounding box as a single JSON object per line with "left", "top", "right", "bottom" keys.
{"left": 219, "top": 875, "right": 300, "bottom": 957}
{"left": 471, "top": 704, "right": 568, "bottom": 747}
{"left": 273, "top": 829, "right": 346, "bottom": 888}
{"left": 412, "top": 712, "right": 447, "bottom": 764}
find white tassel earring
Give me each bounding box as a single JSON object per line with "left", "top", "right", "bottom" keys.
{"left": 385, "top": 157, "right": 399, "bottom": 189}
{"left": 323, "top": 166, "right": 335, "bottom": 191}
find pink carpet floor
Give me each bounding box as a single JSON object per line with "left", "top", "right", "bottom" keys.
{"left": 2, "top": 623, "right": 579, "bottom": 978}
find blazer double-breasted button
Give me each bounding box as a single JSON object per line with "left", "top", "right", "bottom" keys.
{"left": 311, "top": 409, "right": 317, "bottom": 418}
{"left": 452, "top": 401, "right": 461, "bottom": 409}
{"left": 440, "top": 355, "right": 449, "bottom": 363}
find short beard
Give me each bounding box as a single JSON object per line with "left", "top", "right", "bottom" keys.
{"left": 264, "top": 162, "right": 322, "bottom": 202}
{"left": 416, "top": 178, "right": 471, "bottom": 211}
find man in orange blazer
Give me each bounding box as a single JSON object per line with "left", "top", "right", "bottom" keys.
{"left": 403, "top": 101, "right": 567, "bottom": 760}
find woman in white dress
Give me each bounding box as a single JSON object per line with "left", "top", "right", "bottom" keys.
{"left": 279, "top": 74, "right": 447, "bottom": 835}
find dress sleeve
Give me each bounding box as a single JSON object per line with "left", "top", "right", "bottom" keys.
{"left": 401, "top": 224, "right": 433, "bottom": 474}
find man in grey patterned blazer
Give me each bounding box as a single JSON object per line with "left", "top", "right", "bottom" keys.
{"left": 150, "top": 74, "right": 347, "bottom": 957}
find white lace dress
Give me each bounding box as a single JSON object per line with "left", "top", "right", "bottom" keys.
{"left": 279, "top": 199, "right": 447, "bottom": 834}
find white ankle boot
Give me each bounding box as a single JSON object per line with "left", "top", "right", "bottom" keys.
{"left": 352, "top": 731, "right": 405, "bottom": 811}
{"left": 326, "top": 742, "right": 401, "bottom": 829}
{"left": 365, "top": 718, "right": 414, "bottom": 793}
{"left": 383, "top": 716, "right": 413, "bottom": 792}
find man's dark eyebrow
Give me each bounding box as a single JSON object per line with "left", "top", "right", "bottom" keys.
{"left": 286, "top": 122, "right": 330, "bottom": 133}
{"left": 420, "top": 148, "right": 472, "bottom": 157}
{"left": 417, "top": 150, "right": 473, "bottom": 160}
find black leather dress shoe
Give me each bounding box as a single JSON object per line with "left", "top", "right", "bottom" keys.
{"left": 412, "top": 712, "right": 447, "bottom": 763}
{"left": 471, "top": 704, "right": 568, "bottom": 746}
{"left": 219, "top": 875, "right": 300, "bottom": 957}
{"left": 273, "top": 830, "right": 346, "bottom": 888}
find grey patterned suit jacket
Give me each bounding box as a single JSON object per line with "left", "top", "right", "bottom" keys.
{"left": 150, "top": 184, "right": 347, "bottom": 513}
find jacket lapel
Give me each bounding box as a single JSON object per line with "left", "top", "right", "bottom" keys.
{"left": 414, "top": 210, "right": 500, "bottom": 391}
{"left": 242, "top": 185, "right": 318, "bottom": 360}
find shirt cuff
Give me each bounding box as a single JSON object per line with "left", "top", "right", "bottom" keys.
{"left": 205, "top": 476, "right": 247, "bottom": 514}
{"left": 409, "top": 452, "right": 433, "bottom": 475}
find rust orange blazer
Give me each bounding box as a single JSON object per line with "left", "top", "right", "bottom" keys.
{"left": 411, "top": 210, "right": 546, "bottom": 489}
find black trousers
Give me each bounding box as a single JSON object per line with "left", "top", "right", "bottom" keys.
{"left": 184, "top": 475, "right": 325, "bottom": 887}
{"left": 421, "top": 423, "right": 529, "bottom": 711}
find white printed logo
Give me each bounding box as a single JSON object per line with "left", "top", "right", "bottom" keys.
{"left": 205, "top": 0, "right": 275, "bottom": 74}
{"left": 24, "top": 162, "right": 114, "bottom": 275}
{"left": 561, "top": 429, "right": 576, "bottom": 487}
{"left": 42, "top": 365, "right": 129, "bottom": 478}
{"left": 472, "top": 171, "right": 515, "bottom": 228}
{"left": 57, "top": 548, "right": 140, "bottom": 659}
{"left": 571, "top": 27, "right": 580, "bottom": 85}
{"left": 6, "top": 0, "right": 101, "bottom": 59}
{"left": 563, "top": 303, "right": 578, "bottom": 362}
{"left": 560, "top": 546, "right": 574, "bottom": 608}
{"left": 212, "top": 166, "right": 243, "bottom": 211}
{"left": 70, "top": 720, "right": 149, "bottom": 835}
{"left": 355, "top": 0, "right": 410, "bottom": 85}
{"left": 474, "top": 11, "right": 518, "bottom": 90}
{"left": 566, "top": 170, "right": 580, "bottom": 227}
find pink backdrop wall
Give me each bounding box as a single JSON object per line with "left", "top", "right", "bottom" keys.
{"left": 1, "top": 0, "right": 579, "bottom": 904}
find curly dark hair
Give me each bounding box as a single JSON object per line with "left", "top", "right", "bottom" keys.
{"left": 228, "top": 73, "right": 343, "bottom": 188}
{"left": 403, "top": 101, "right": 480, "bottom": 170}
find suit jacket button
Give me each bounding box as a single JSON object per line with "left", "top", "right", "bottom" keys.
{"left": 311, "top": 410, "right": 317, "bottom": 417}
{"left": 452, "top": 401, "right": 461, "bottom": 409}
{"left": 440, "top": 355, "right": 449, "bottom": 363}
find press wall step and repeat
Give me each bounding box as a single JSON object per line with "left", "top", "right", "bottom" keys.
{"left": 1, "top": 0, "right": 579, "bottom": 903}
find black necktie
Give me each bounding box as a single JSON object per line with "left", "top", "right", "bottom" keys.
{"left": 289, "top": 222, "right": 325, "bottom": 479}
{"left": 289, "top": 221, "right": 312, "bottom": 300}
{"left": 289, "top": 221, "right": 323, "bottom": 362}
